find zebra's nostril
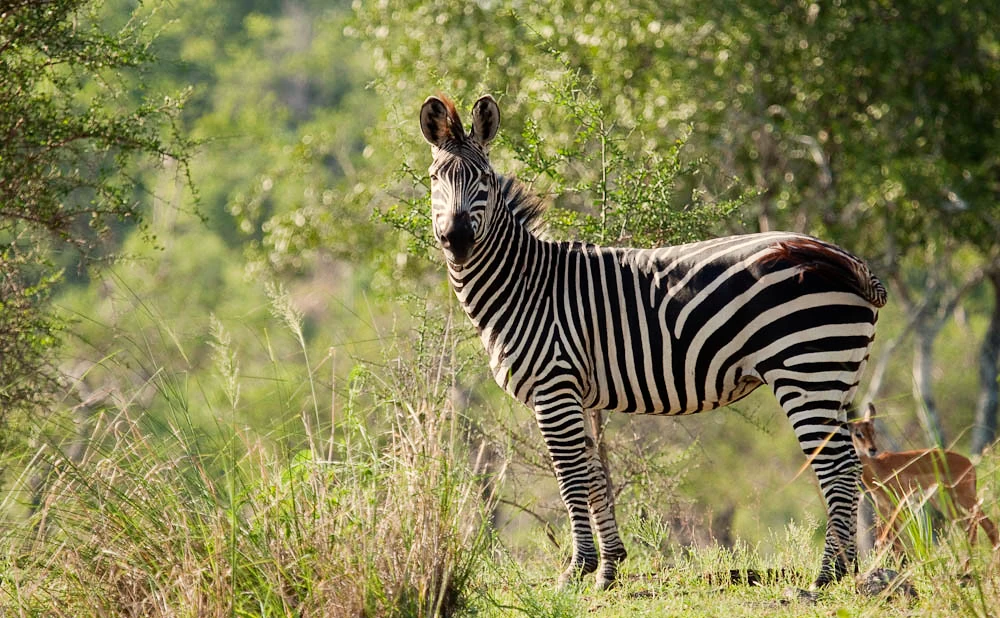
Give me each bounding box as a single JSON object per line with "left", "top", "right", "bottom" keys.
{"left": 443, "top": 224, "right": 472, "bottom": 249}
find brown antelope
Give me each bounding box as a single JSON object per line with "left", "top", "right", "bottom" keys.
{"left": 851, "top": 404, "right": 999, "bottom": 554}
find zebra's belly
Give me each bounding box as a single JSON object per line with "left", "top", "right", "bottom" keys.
{"left": 487, "top": 333, "right": 765, "bottom": 415}
{"left": 584, "top": 362, "right": 765, "bottom": 415}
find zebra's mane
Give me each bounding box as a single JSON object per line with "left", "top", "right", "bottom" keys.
{"left": 499, "top": 174, "right": 547, "bottom": 236}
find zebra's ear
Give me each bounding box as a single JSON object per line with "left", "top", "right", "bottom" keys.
{"left": 470, "top": 95, "right": 500, "bottom": 149}
{"left": 420, "top": 96, "right": 461, "bottom": 148}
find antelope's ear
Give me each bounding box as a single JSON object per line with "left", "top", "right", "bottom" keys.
{"left": 420, "top": 96, "right": 459, "bottom": 147}
{"left": 864, "top": 403, "right": 876, "bottom": 421}
{"left": 470, "top": 95, "right": 500, "bottom": 149}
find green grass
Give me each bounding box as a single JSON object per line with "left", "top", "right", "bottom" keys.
{"left": 1, "top": 412, "right": 493, "bottom": 616}
{"left": 470, "top": 528, "right": 1000, "bottom": 618}
{"left": 4, "top": 406, "right": 998, "bottom": 617}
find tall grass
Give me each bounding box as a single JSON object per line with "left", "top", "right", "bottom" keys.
{"left": 0, "top": 293, "right": 498, "bottom": 617}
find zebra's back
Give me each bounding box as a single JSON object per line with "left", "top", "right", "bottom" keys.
{"left": 498, "top": 232, "right": 882, "bottom": 415}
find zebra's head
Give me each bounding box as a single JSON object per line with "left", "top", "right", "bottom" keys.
{"left": 419, "top": 94, "right": 500, "bottom": 266}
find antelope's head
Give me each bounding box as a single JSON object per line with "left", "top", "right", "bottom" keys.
{"left": 851, "top": 403, "right": 880, "bottom": 458}
{"left": 419, "top": 95, "right": 500, "bottom": 266}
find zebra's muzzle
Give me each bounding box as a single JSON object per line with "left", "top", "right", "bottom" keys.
{"left": 439, "top": 212, "right": 475, "bottom": 263}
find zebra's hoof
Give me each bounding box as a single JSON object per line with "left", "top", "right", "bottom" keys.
{"left": 556, "top": 570, "right": 576, "bottom": 590}
{"left": 557, "top": 564, "right": 595, "bottom": 589}
{"left": 594, "top": 550, "right": 626, "bottom": 590}
{"left": 812, "top": 559, "right": 849, "bottom": 589}
{"left": 782, "top": 587, "right": 820, "bottom": 604}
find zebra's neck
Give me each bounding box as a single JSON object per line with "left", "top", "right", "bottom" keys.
{"left": 445, "top": 193, "right": 549, "bottom": 333}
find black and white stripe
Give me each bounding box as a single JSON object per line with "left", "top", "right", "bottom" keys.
{"left": 420, "top": 95, "right": 885, "bottom": 589}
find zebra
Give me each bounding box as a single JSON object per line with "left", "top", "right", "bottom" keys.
{"left": 419, "top": 94, "right": 886, "bottom": 590}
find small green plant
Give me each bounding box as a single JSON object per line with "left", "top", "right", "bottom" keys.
{"left": 512, "top": 59, "right": 746, "bottom": 250}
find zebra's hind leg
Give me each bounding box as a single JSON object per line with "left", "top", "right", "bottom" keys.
{"left": 583, "top": 433, "right": 628, "bottom": 590}
{"left": 773, "top": 379, "right": 861, "bottom": 587}
{"left": 808, "top": 436, "right": 861, "bottom": 587}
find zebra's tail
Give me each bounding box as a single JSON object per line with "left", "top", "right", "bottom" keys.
{"left": 767, "top": 238, "right": 888, "bottom": 308}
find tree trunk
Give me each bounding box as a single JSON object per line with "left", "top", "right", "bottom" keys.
{"left": 450, "top": 385, "right": 502, "bottom": 530}
{"left": 972, "top": 271, "right": 1000, "bottom": 455}
{"left": 282, "top": 0, "right": 312, "bottom": 119}
{"left": 890, "top": 251, "right": 986, "bottom": 450}
{"left": 912, "top": 326, "right": 946, "bottom": 446}
{"left": 860, "top": 320, "right": 916, "bottom": 410}
{"left": 29, "top": 382, "right": 109, "bottom": 520}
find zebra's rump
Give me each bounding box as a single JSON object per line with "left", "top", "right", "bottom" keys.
{"left": 760, "top": 237, "right": 887, "bottom": 308}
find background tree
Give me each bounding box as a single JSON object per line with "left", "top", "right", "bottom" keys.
{"left": 0, "top": 0, "right": 192, "bottom": 447}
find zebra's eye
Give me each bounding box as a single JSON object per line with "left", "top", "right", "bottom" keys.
{"left": 429, "top": 173, "right": 438, "bottom": 182}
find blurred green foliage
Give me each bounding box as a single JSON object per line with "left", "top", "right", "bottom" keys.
{"left": 0, "top": 0, "right": 193, "bottom": 445}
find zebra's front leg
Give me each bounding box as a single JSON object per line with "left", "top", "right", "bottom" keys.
{"left": 532, "top": 397, "right": 600, "bottom": 586}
